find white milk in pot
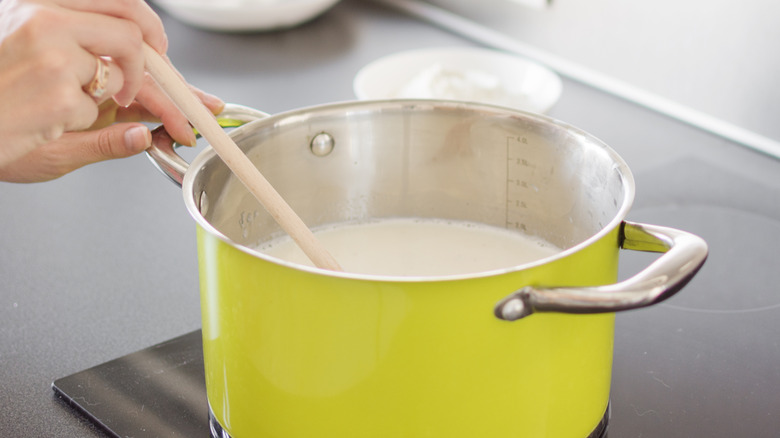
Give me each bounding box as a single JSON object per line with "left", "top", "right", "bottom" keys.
{"left": 258, "top": 218, "right": 561, "bottom": 276}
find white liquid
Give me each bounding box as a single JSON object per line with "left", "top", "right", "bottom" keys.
{"left": 258, "top": 218, "right": 561, "bottom": 277}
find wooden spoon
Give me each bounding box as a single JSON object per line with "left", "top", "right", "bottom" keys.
{"left": 143, "top": 43, "right": 342, "bottom": 271}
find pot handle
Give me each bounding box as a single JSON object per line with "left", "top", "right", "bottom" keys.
{"left": 494, "top": 221, "right": 708, "bottom": 321}
{"left": 146, "top": 103, "right": 269, "bottom": 186}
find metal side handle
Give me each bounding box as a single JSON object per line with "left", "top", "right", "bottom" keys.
{"left": 146, "top": 103, "right": 269, "bottom": 186}
{"left": 495, "top": 221, "right": 708, "bottom": 321}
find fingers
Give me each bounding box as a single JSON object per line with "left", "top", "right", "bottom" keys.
{"left": 117, "top": 79, "right": 226, "bottom": 123}
{"left": 0, "top": 0, "right": 227, "bottom": 176}
{"left": 131, "top": 75, "right": 225, "bottom": 146}
{"left": 158, "top": 55, "right": 227, "bottom": 114}
{"left": 57, "top": 0, "right": 167, "bottom": 105}
{"left": 0, "top": 49, "right": 102, "bottom": 166}
{"left": 104, "top": 80, "right": 225, "bottom": 148}
{"left": 61, "top": 9, "right": 148, "bottom": 106}
{"left": 41, "top": 8, "right": 225, "bottom": 136}
{"left": 83, "top": 56, "right": 125, "bottom": 105}
{"left": 45, "top": 0, "right": 167, "bottom": 53}
{"left": 6, "top": 1, "right": 164, "bottom": 106}
{"left": 0, "top": 123, "right": 152, "bottom": 183}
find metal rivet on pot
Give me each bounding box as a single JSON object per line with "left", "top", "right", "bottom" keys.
{"left": 310, "top": 132, "right": 335, "bottom": 157}
{"left": 199, "top": 191, "right": 209, "bottom": 215}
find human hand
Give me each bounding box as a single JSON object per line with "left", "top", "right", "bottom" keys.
{"left": 0, "top": 87, "right": 223, "bottom": 182}
{"left": 0, "top": 0, "right": 224, "bottom": 182}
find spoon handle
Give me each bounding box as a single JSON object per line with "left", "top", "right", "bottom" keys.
{"left": 143, "top": 43, "right": 342, "bottom": 271}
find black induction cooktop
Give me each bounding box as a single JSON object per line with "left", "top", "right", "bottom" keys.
{"left": 53, "top": 330, "right": 208, "bottom": 437}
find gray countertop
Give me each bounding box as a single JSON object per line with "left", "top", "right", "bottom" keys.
{"left": 1, "top": 1, "right": 779, "bottom": 436}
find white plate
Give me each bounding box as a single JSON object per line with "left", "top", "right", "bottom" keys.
{"left": 153, "top": 0, "right": 341, "bottom": 32}
{"left": 354, "top": 47, "right": 562, "bottom": 114}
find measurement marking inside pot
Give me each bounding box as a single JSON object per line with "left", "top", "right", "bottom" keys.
{"left": 506, "top": 135, "right": 534, "bottom": 232}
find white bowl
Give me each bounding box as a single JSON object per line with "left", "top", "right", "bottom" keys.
{"left": 153, "top": 0, "right": 341, "bottom": 32}
{"left": 354, "top": 47, "right": 562, "bottom": 114}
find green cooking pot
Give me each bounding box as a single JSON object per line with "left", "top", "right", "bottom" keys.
{"left": 148, "top": 100, "right": 707, "bottom": 438}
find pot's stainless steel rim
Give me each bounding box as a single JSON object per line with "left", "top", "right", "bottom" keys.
{"left": 150, "top": 101, "right": 636, "bottom": 281}
{"left": 147, "top": 100, "right": 707, "bottom": 318}
{"left": 207, "top": 402, "right": 610, "bottom": 438}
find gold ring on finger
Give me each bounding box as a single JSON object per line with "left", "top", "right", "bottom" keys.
{"left": 84, "top": 56, "right": 109, "bottom": 100}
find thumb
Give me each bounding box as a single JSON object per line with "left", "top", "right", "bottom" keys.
{"left": 78, "top": 123, "right": 152, "bottom": 161}
{"left": 0, "top": 124, "right": 151, "bottom": 183}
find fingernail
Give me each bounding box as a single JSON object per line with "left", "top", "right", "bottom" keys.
{"left": 113, "top": 90, "right": 134, "bottom": 108}
{"left": 202, "top": 92, "right": 225, "bottom": 113}
{"left": 184, "top": 129, "right": 197, "bottom": 147}
{"left": 124, "top": 126, "right": 151, "bottom": 152}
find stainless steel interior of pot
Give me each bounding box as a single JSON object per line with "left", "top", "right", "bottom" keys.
{"left": 184, "top": 100, "right": 634, "bottom": 257}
